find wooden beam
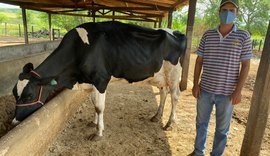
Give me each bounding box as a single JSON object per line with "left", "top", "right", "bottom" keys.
{"left": 107, "top": 0, "right": 171, "bottom": 9}
{"left": 22, "top": 8, "right": 29, "bottom": 44}
{"left": 180, "top": 0, "right": 197, "bottom": 91}
{"left": 52, "top": 12, "right": 157, "bottom": 22}
{"left": 240, "top": 20, "right": 270, "bottom": 156}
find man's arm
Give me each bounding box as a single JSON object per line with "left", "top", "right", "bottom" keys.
{"left": 192, "top": 56, "right": 203, "bottom": 98}
{"left": 231, "top": 59, "right": 250, "bottom": 105}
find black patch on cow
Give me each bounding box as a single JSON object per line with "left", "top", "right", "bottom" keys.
{"left": 30, "top": 21, "right": 186, "bottom": 93}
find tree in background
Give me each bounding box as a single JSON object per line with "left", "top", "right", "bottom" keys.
{"left": 196, "top": 0, "right": 269, "bottom": 37}
{"left": 240, "top": 0, "right": 270, "bottom": 36}
{"left": 0, "top": 13, "right": 7, "bottom": 23}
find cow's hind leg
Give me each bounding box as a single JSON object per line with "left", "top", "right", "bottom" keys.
{"left": 163, "top": 86, "right": 180, "bottom": 131}
{"left": 88, "top": 87, "right": 106, "bottom": 141}
{"left": 150, "top": 87, "right": 168, "bottom": 122}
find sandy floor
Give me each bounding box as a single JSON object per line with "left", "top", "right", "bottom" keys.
{"left": 0, "top": 36, "right": 50, "bottom": 47}
{"left": 0, "top": 53, "right": 269, "bottom": 156}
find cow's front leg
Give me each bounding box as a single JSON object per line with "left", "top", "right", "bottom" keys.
{"left": 88, "top": 87, "right": 106, "bottom": 141}
{"left": 164, "top": 86, "right": 180, "bottom": 131}
{"left": 151, "top": 87, "right": 168, "bottom": 122}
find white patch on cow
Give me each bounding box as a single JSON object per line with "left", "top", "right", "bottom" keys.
{"left": 155, "top": 28, "right": 175, "bottom": 38}
{"left": 76, "top": 27, "right": 90, "bottom": 45}
{"left": 91, "top": 87, "right": 106, "bottom": 136}
{"left": 17, "top": 79, "right": 29, "bottom": 97}
{"left": 12, "top": 118, "right": 20, "bottom": 125}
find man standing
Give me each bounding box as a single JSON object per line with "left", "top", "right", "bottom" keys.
{"left": 191, "top": 0, "right": 253, "bottom": 156}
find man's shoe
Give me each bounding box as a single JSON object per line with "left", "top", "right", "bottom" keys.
{"left": 187, "top": 151, "right": 205, "bottom": 156}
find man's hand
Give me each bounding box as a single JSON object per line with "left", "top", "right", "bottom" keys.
{"left": 192, "top": 84, "right": 200, "bottom": 98}
{"left": 230, "top": 90, "right": 242, "bottom": 105}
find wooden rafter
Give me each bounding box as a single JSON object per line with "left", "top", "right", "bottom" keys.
{"left": 0, "top": 0, "right": 189, "bottom": 21}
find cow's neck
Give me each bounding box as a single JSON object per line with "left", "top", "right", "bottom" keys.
{"left": 34, "top": 48, "right": 79, "bottom": 88}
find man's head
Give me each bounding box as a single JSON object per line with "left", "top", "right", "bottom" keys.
{"left": 219, "top": 0, "right": 239, "bottom": 25}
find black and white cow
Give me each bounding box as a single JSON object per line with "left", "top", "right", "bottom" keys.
{"left": 12, "top": 21, "right": 187, "bottom": 140}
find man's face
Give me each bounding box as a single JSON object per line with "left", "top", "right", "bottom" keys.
{"left": 220, "top": 3, "right": 237, "bottom": 15}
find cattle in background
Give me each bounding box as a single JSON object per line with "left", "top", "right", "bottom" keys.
{"left": 11, "top": 21, "right": 187, "bottom": 140}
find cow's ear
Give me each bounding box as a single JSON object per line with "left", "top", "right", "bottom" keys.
{"left": 19, "top": 73, "right": 31, "bottom": 80}
{"left": 22, "top": 63, "right": 34, "bottom": 74}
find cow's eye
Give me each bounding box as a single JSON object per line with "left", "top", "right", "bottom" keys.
{"left": 27, "top": 94, "right": 33, "bottom": 100}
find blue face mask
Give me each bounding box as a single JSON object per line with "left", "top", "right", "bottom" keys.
{"left": 219, "top": 11, "right": 236, "bottom": 24}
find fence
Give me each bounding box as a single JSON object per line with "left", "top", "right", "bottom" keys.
{"left": 0, "top": 23, "right": 62, "bottom": 40}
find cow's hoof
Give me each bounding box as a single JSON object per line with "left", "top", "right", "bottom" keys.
{"left": 163, "top": 122, "right": 174, "bottom": 131}
{"left": 150, "top": 116, "right": 160, "bottom": 122}
{"left": 163, "top": 124, "right": 173, "bottom": 131}
{"left": 87, "top": 134, "right": 102, "bottom": 141}
{"left": 87, "top": 121, "right": 97, "bottom": 128}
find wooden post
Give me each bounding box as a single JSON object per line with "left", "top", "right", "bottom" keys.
{"left": 240, "top": 21, "right": 270, "bottom": 156}
{"left": 154, "top": 20, "right": 157, "bottom": 28}
{"left": 258, "top": 40, "right": 262, "bottom": 52}
{"left": 4, "top": 22, "right": 7, "bottom": 36}
{"left": 22, "top": 8, "right": 29, "bottom": 44}
{"left": 112, "top": 11, "right": 115, "bottom": 21}
{"left": 19, "top": 24, "right": 21, "bottom": 37}
{"left": 52, "top": 29, "right": 55, "bottom": 40}
{"left": 180, "top": 0, "right": 197, "bottom": 91}
{"left": 167, "top": 9, "right": 173, "bottom": 29}
{"left": 158, "top": 17, "right": 162, "bottom": 28}
{"left": 31, "top": 25, "right": 34, "bottom": 38}
{"left": 48, "top": 13, "right": 52, "bottom": 41}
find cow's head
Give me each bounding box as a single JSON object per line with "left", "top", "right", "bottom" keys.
{"left": 12, "top": 63, "right": 58, "bottom": 125}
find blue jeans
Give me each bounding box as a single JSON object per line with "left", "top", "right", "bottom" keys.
{"left": 194, "top": 90, "right": 234, "bottom": 156}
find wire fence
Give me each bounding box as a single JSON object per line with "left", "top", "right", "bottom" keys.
{"left": 0, "top": 22, "right": 265, "bottom": 53}
{"left": 0, "top": 23, "right": 62, "bottom": 39}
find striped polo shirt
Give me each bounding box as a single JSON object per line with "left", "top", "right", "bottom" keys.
{"left": 197, "top": 25, "right": 253, "bottom": 96}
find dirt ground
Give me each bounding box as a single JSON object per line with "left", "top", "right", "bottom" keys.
{"left": 0, "top": 36, "right": 49, "bottom": 47}
{"left": 44, "top": 53, "right": 268, "bottom": 156}
{"left": 0, "top": 54, "right": 269, "bottom": 156}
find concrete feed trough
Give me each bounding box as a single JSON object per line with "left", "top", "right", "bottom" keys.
{"left": 0, "top": 41, "right": 89, "bottom": 155}
{"left": 0, "top": 89, "right": 88, "bottom": 156}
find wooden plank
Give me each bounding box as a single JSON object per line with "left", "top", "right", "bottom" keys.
{"left": 21, "top": 8, "right": 29, "bottom": 44}
{"left": 240, "top": 20, "right": 270, "bottom": 156}
{"left": 52, "top": 12, "right": 157, "bottom": 22}
{"left": 180, "top": 0, "right": 197, "bottom": 91}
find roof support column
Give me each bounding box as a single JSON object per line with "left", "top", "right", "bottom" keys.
{"left": 112, "top": 11, "right": 115, "bottom": 21}
{"left": 180, "top": 0, "right": 197, "bottom": 91}
{"left": 92, "top": 11, "right": 96, "bottom": 23}
{"left": 167, "top": 9, "right": 173, "bottom": 28}
{"left": 240, "top": 20, "right": 270, "bottom": 156}
{"left": 22, "top": 8, "right": 29, "bottom": 44}
{"left": 154, "top": 19, "right": 157, "bottom": 28}
{"left": 158, "top": 17, "right": 162, "bottom": 28}
{"left": 48, "top": 13, "right": 52, "bottom": 41}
